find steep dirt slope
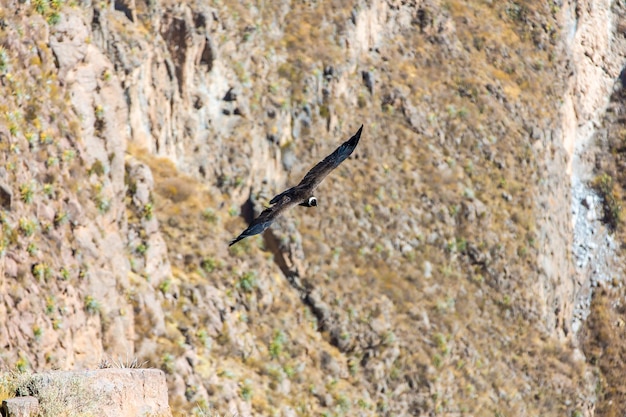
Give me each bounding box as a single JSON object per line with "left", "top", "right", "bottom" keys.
{"left": 1, "top": 0, "right": 623, "bottom": 415}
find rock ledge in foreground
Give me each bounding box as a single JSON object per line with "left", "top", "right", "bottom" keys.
{"left": 1, "top": 368, "right": 171, "bottom": 417}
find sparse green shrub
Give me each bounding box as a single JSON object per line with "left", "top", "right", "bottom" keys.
{"left": 434, "top": 333, "right": 449, "bottom": 354}
{"left": 240, "top": 380, "right": 252, "bottom": 401}
{"left": 46, "top": 156, "right": 59, "bottom": 168}
{"left": 94, "top": 105, "right": 105, "bottom": 132}
{"left": 96, "top": 196, "right": 111, "bottom": 214}
{"left": 26, "top": 242, "right": 38, "bottom": 256}
{"left": 348, "top": 358, "right": 358, "bottom": 376}
{"left": 95, "top": 196, "right": 110, "bottom": 213}
{"left": 135, "top": 242, "right": 148, "bottom": 255}
{"left": 19, "top": 218, "right": 37, "bottom": 236}
{"left": 84, "top": 295, "right": 100, "bottom": 314}
{"left": 54, "top": 211, "right": 68, "bottom": 226}
{"left": 39, "top": 131, "right": 52, "bottom": 145}
{"left": 237, "top": 271, "right": 257, "bottom": 293}
{"left": 505, "top": 1, "right": 527, "bottom": 21}
{"left": 33, "top": 325, "right": 43, "bottom": 341}
{"left": 592, "top": 173, "right": 622, "bottom": 230}
{"left": 382, "top": 331, "right": 396, "bottom": 345}
{"left": 142, "top": 202, "right": 153, "bottom": 220}
{"left": 60, "top": 267, "right": 70, "bottom": 280}
{"left": 16, "top": 356, "right": 28, "bottom": 372}
{"left": 283, "top": 364, "right": 295, "bottom": 379}
{"left": 158, "top": 277, "right": 171, "bottom": 294}
{"left": 89, "top": 161, "right": 106, "bottom": 177}
{"left": 78, "top": 265, "right": 88, "bottom": 279}
{"left": 47, "top": 11, "right": 60, "bottom": 24}
{"left": 62, "top": 149, "right": 76, "bottom": 162}
{"left": 161, "top": 353, "right": 174, "bottom": 373}
{"left": 45, "top": 296, "right": 55, "bottom": 314}
{"left": 32, "top": 263, "right": 51, "bottom": 281}
{"left": 357, "top": 398, "right": 371, "bottom": 409}
{"left": 33, "top": 0, "right": 49, "bottom": 14}
{"left": 43, "top": 183, "right": 55, "bottom": 197}
{"left": 202, "top": 208, "right": 218, "bottom": 223}
{"left": 269, "top": 329, "right": 286, "bottom": 359}
{"left": 336, "top": 394, "right": 350, "bottom": 412}
{"left": 432, "top": 354, "right": 443, "bottom": 368}
{"left": 0, "top": 46, "right": 8, "bottom": 73}
{"left": 200, "top": 257, "right": 217, "bottom": 273}
{"left": 446, "top": 237, "right": 467, "bottom": 253}
{"left": 19, "top": 183, "right": 35, "bottom": 203}
{"left": 24, "top": 132, "right": 39, "bottom": 150}
{"left": 502, "top": 294, "right": 512, "bottom": 307}
{"left": 196, "top": 329, "right": 211, "bottom": 349}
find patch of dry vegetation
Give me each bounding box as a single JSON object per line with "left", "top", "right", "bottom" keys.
{"left": 0, "top": 371, "right": 99, "bottom": 417}
{"left": 582, "top": 285, "right": 626, "bottom": 417}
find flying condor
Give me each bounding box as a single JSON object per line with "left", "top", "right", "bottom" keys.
{"left": 229, "top": 125, "right": 363, "bottom": 246}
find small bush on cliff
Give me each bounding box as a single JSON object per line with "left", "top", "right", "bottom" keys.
{"left": 84, "top": 295, "right": 100, "bottom": 314}
{"left": 592, "top": 173, "right": 622, "bottom": 230}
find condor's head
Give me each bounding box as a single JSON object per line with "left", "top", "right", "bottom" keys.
{"left": 299, "top": 196, "right": 317, "bottom": 207}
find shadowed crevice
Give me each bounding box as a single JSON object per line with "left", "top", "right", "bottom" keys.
{"left": 262, "top": 229, "right": 332, "bottom": 335}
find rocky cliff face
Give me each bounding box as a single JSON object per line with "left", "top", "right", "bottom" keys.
{"left": 1, "top": 0, "right": 625, "bottom": 416}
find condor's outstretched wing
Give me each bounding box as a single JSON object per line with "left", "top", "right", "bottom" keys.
{"left": 230, "top": 125, "right": 364, "bottom": 246}
{"left": 269, "top": 125, "right": 363, "bottom": 204}
{"left": 228, "top": 195, "right": 296, "bottom": 246}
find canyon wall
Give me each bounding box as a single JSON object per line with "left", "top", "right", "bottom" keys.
{"left": 1, "top": 0, "right": 625, "bottom": 415}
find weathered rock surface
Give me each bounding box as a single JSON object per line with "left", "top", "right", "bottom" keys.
{"left": 1, "top": 396, "right": 39, "bottom": 417}
{"left": 0, "top": 0, "right": 625, "bottom": 416}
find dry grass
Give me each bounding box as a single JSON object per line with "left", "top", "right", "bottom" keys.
{"left": 582, "top": 286, "right": 626, "bottom": 417}
{"left": 98, "top": 355, "right": 148, "bottom": 369}
{"left": 0, "top": 371, "right": 99, "bottom": 417}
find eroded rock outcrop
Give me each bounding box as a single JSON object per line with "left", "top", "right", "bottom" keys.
{"left": 1, "top": 369, "right": 171, "bottom": 417}
{"left": 2, "top": 0, "right": 625, "bottom": 415}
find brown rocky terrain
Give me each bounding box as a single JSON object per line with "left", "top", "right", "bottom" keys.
{"left": 0, "top": 0, "right": 625, "bottom": 416}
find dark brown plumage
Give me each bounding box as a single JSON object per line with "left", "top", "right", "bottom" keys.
{"left": 229, "top": 125, "right": 363, "bottom": 246}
